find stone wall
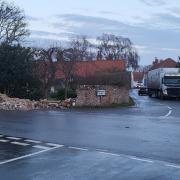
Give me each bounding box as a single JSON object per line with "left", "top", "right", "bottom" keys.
{"left": 76, "top": 85, "right": 129, "bottom": 106}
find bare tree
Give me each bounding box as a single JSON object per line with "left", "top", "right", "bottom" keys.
{"left": 56, "top": 36, "right": 94, "bottom": 99}
{"left": 0, "top": 0, "right": 29, "bottom": 45}
{"left": 33, "top": 47, "right": 56, "bottom": 98}
{"left": 97, "top": 34, "right": 139, "bottom": 69}
{"left": 70, "top": 36, "right": 95, "bottom": 61}
{"left": 57, "top": 48, "right": 77, "bottom": 99}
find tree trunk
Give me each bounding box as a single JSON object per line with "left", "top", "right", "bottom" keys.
{"left": 64, "top": 80, "right": 69, "bottom": 100}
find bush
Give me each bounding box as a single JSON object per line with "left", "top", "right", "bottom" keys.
{"left": 50, "top": 89, "right": 77, "bottom": 100}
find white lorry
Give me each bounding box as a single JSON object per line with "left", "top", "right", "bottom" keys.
{"left": 147, "top": 68, "right": 180, "bottom": 98}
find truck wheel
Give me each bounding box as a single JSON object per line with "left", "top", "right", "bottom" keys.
{"left": 157, "top": 91, "right": 161, "bottom": 99}
{"left": 159, "top": 92, "right": 164, "bottom": 100}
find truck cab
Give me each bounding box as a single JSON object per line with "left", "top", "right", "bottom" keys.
{"left": 162, "top": 74, "right": 180, "bottom": 97}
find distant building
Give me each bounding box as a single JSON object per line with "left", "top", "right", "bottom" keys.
{"left": 150, "top": 58, "right": 177, "bottom": 70}
{"left": 131, "top": 71, "right": 144, "bottom": 88}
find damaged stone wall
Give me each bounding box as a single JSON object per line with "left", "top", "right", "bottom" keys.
{"left": 76, "top": 85, "right": 129, "bottom": 106}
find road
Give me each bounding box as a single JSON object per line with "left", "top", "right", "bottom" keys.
{"left": 0, "top": 89, "right": 180, "bottom": 179}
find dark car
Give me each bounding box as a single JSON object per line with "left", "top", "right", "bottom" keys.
{"left": 138, "top": 87, "right": 148, "bottom": 96}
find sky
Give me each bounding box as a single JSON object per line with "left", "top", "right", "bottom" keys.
{"left": 6, "top": 0, "right": 180, "bottom": 65}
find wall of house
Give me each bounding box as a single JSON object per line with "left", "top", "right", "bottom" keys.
{"left": 76, "top": 85, "right": 129, "bottom": 106}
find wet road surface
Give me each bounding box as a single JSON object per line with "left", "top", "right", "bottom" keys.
{"left": 0, "top": 89, "right": 180, "bottom": 179}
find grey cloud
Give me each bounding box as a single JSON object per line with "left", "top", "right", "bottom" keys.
{"left": 27, "top": 37, "right": 65, "bottom": 48}
{"left": 168, "top": 7, "right": 180, "bottom": 16}
{"left": 54, "top": 14, "right": 130, "bottom": 37}
{"left": 54, "top": 14, "right": 180, "bottom": 45}
{"left": 156, "top": 13, "right": 180, "bottom": 26}
{"left": 29, "top": 14, "right": 180, "bottom": 65}
{"left": 31, "top": 30, "right": 75, "bottom": 38}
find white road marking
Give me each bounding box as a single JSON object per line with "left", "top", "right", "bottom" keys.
{"left": 0, "top": 146, "right": 61, "bottom": 165}
{"left": 24, "top": 139, "right": 41, "bottom": 143}
{"left": 1, "top": 135, "right": 180, "bottom": 171}
{"left": 168, "top": 106, "right": 172, "bottom": 110}
{"left": 129, "top": 156, "right": 154, "bottom": 163}
{"left": 68, "top": 146, "right": 88, "bottom": 151}
{"left": 0, "top": 139, "right": 9, "bottom": 142}
{"left": 166, "top": 164, "right": 180, "bottom": 169}
{"left": 99, "top": 151, "right": 121, "bottom": 157}
{"left": 96, "top": 149, "right": 108, "bottom": 152}
{"left": 46, "top": 143, "right": 64, "bottom": 148}
{"left": 160, "top": 106, "right": 173, "bottom": 118}
{"left": 165, "top": 110, "right": 172, "bottom": 117}
{"left": 98, "top": 151, "right": 153, "bottom": 163}
{"left": 33, "top": 145, "right": 50, "bottom": 150}
{"left": 7, "top": 137, "right": 21, "bottom": 140}
{"left": 11, "top": 142, "right": 30, "bottom": 146}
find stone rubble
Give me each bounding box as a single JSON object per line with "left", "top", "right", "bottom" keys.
{"left": 0, "top": 94, "right": 74, "bottom": 111}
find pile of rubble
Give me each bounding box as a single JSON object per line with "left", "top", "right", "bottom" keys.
{"left": 0, "top": 93, "right": 75, "bottom": 111}
{"left": 37, "top": 99, "right": 75, "bottom": 109}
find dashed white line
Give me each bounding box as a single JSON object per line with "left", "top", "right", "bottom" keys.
{"left": 166, "top": 164, "right": 180, "bottom": 169}
{"left": 33, "top": 145, "right": 51, "bottom": 150}
{"left": 46, "top": 143, "right": 64, "bottom": 148}
{"left": 1, "top": 133, "right": 180, "bottom": 170}
{"left": 96, "top": 149, "right": 108, "bottom": 152}
{"left": 0, "top": 145, "right": 62, "bottom": 165}
{"left": 24, "top": 139, "right": 41, "bottom": 144}
{"left": 11, "top": 142, "right": 30, "bottom": 146}
{"left": 0, "top": 139, "right": 9, "bottom": 142}
{"left": 7, "top": 137, "right": 21, "bottom": 140}
{"left": 99, "top": 151, "right": 121, "bottom": 157}
{"left": 68, "top": 146, "right": 88, "bottom": 151}
{"left": 129, "top": 156, "right": 154, "bottom": 163}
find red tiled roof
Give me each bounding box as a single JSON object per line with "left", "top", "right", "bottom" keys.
{"left": 55, "top": 60, "right": 127, "bottom": 79}
{"left": 150, "top": 58, "right": 177, "bottom": 70}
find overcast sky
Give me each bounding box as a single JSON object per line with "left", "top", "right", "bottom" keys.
{"left": 7, "top": 0, "right": 180, "bottom": 65}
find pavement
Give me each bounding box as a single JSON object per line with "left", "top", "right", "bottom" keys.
{"left": 0, "top": 89, "right": 180, "bottom": 179}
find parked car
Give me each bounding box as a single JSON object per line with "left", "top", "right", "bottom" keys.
{"left": 136, "top": 82, "right": 143, "bottom": 89}
{"left": 138, "top": 87, "right": 148, "bottom": 96}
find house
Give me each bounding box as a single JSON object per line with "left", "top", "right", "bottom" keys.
{"left": 55, "top": 60, "right": 127, "bottom": 79}
{"left": 150, "top": 58, "right": 177, "bottom": 70}
{"left": 35, "top": 59, "right": 131, "bottom": 105}
{"left": 54, "top": 60, "right": 131, "bottom": 106}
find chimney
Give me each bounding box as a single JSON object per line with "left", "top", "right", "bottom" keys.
{"left": 153, "top": 57, "right": 159, "bottom": 65}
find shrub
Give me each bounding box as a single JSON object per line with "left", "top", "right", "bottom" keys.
{"left": 50, "top": 89, "right": 77, "bottom": 100}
